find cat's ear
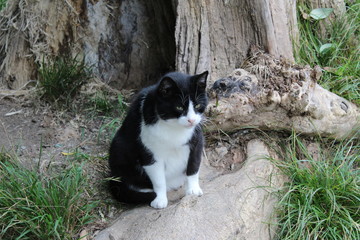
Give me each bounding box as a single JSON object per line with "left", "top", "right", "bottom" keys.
{"left": 158, "top": 77, "right": 177, "bottom": 98}
{"left": 193, "top": 71, "right": 208, "bottom": 89}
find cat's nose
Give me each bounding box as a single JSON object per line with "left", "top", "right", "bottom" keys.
{"left": 188, "top": 119, "right": 195, "bottom": 125}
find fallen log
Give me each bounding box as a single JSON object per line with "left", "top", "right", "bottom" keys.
{"left": 207, "top": 48, "right": 359, "bottom": 139}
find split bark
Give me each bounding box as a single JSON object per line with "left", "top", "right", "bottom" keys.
{"left": 0, "top": 0, "right": 176, "bottom": 90}
{"left": 0, "top": 0, "right": 298, "bottom": 90}
{"left": 174, "top": 0, "right": 297, "bottom": 83}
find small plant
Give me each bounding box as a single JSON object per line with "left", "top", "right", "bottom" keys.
{"left": 90, "top": 91, "right": 113, "bottom": 114}
{"left": 92, "top": 94, "right": 128, "bottom": 142}
{"left": 38, "top": 55, "right": 92, "bottom": 104}
{"left": 0, "top": 0, "right": 7, "bottom": 11}
{"left": 295, "top": 2, "right": 360, "bottom": 105}
{"left": 0, "top": 152, "right": 98, "bottom": 240}
{"left": 97, "top": 117, "right": 123, "bottom": 143}
{"left": 88, "top": 91, "right": 128, "bottom": 117}
{"left": 272, "top": 133, "right": 360, "bottom": 240}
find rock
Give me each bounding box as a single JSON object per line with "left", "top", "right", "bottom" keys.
{"left": 94, "top": 139, "right": 286, "bottom": 240}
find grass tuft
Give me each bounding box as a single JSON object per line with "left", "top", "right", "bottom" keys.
{"left": 295, "top": 2, "right": 360, "bottom": 105}
{"left": 0, "top": 152, "right": 98, "bottom": 240}
{"left": 89, "top": 91, "right": 127, "bottom": 116}
{"left": 0, "top": 0, "right": 7, "bottom": 11}
{"left": 272, "top": 134, "right": 360, "bottom": 240}
{"left": 38, "top": 55, "right": 92, "bottom": 105}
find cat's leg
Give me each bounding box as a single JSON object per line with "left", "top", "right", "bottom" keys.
{"left": 186, "top": 172, "right": 203, "bottom": 196}
{"left": 186, "top": 130, "right": 204, "bottom": 196}
{"left": 143, "top": 162, "right": 168, "bottom": 208}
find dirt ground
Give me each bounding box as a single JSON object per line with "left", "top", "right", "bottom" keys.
{"left": 0, "top": 93, "right": 125, "bottom": 234}
{"left": 0, "top": 91, "right": 254, "bottom": 237}
{"left": 0, "top": 96, "right": 109, "bottom": 168}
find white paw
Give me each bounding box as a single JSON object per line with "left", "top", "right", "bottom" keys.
{"left": 186, "top": 185, "right": 203, "bottom": 196}
{"left": 150, "top": 196, "right": 168, "bottom": 209}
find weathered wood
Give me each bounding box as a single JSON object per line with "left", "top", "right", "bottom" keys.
{"left": 174, "top": 0, "right": 297, "bottom": 83}
{"left": 0, "top": 0, "right": 299, "bottom": 90}
{"left": 95, "top": 140, "right": 286, "bottom": 240}
{"left": 0, "top": 0, "right": 176, "bottom": 89}
{"left": 206, "top": 48, "right": 359, "bottom": 139}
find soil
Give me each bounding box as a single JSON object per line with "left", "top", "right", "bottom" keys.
{"left": 0, "top": 90, "right": 259, "bottom": 237}
{"left": 0, "top": 96, "right": 108, "bottom": 169}
{"left": 0, "top": 93, "right": 122, "bottom": 235}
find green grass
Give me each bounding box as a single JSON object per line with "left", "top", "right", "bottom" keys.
{"left": 0, "top": 152, "right": 98, "bottom": 240}
{"left": 91, "top": 93, "right": 127, "bottom": 142}
{"left": 38, "top": 55, "right": 92, "bottom": 105}
{"left": 272, "top": 134, "right": 360, "bottom": 240}
{"left": 97, "top": 117, "right": 123, "bottom": 143}
{"left": 295, "top": 2, "right": 360, "bottom": 105}
{"left": 90, "top": 91, "right": 114, "bottom": 115}
{"left": 0, "top": 0, "right": 7, "bottom": 11}
{"left": 88, "top": 91, "right": 127, "bottom": 117}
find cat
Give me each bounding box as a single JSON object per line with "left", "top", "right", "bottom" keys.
{"left": 108, "top": 71, "right": 208, "bottom": 209}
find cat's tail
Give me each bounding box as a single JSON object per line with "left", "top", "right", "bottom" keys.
{"left": 109, "top": 179, "right": 156, "bottom": 204}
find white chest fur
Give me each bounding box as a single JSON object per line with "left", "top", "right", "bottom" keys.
{"left": 140, "top": 119, "right": 195, "bottom": 190}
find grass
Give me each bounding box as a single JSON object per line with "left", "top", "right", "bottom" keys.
{"left": 88, "top": 91, "right": 127, "bottom": 116}
{"left": 38, "top": 55, "right": 92, "bottom": 105}
{"left": 88, "top": 92, "right": 128, "bottom": 142}
{"left": 285, "top": 6, "right": 360, "bottom": 237}
{"left": 97, "top": 117, "right": 123, "bottom": 143}
{"left": 0, "top": 152, "right": 98, "bottom": 240}
{"left": 272, "top": 133, "right": 360, "bottom": 240}
{"left": 0, "top": 0, "right": 7, "bottom": 11}
{"left": 295, "top": 1, "right": 360, "bottom": 105}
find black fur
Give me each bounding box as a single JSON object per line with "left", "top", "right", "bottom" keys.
{"left": 108, "top": 71, "right": 208, "bottom": 205}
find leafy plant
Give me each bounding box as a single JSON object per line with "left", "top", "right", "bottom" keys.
{"left": 295, "top": 2, "right": 360, "bottom": 105}
{"left": 0, "top": 152, "right": 98, "bottom": 240}
{"left": 309, "top": 8, "right": 334, "bottom": 20}
{"left": 38, "top": 55, "right": 92, "bottom": 104}
{"left": 272, "top": 134, "right": 360, "bottom": 240}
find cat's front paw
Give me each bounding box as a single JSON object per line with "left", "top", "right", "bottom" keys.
{"left": 186, "top": 185, "right": 203, "bottom": 196}
{"left": 150, "top": 196, "right": 168, "bottom": 209}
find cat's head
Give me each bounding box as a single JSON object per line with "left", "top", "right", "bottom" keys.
{"left": 156, "top": 71, "right": 208, "bottom": 128}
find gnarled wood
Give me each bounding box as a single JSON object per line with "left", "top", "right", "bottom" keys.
{"left": 207, "top": 48, "right": 359, "bottom": 139}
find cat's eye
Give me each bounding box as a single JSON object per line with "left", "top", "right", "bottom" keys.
{"left": 195, "top": 104, "right": 201, "bottom": 109}
{"left": 176, "top": 106, "right": 184, "bottom": 111}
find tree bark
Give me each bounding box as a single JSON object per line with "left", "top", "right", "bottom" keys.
{"left": 0, "top": 0, "right": 300, "bottom": 90}
{"left": 174, "top": 0, "right": 297, "bottom": 83}
{"left": 0, "top": 0, "right": 176, "bottom": 90}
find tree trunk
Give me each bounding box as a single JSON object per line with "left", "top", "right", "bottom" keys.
{"left": 0, "top": 0, "right": 176, "bottom": 90}
{"left": 174, "top": 0, "right": 297, "bottom": 83}
{"left": 0, "top": 0, "right": 299, "bottom": 90}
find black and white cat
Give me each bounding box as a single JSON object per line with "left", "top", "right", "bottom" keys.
{"left": 108, "top": 71, "right": 208, "bottom": 209}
